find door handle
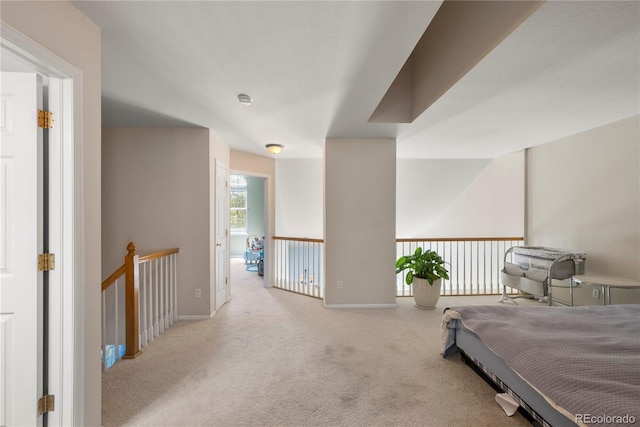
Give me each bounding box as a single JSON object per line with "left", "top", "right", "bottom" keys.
{"left": 216, "top": 243, "right": 222, "bottom": 247}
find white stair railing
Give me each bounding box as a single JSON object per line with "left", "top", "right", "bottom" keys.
{"left": 273, "top": 236, "right": 323, "bottom": 298}
{"left": 138, "top": 249, "right": 178, "bottom": 348}
{"left": 101, "top": 242, "right": 179, "bottom": 370}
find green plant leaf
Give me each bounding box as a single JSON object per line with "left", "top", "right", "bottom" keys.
{"left": 405, "top": 271, "right": 413, "bottom": 285}
{"left": 395, "top": 248, "right": 449, "bottom": 285}
{"left": 395, "top": 256, "right": 408, "bottom": 269}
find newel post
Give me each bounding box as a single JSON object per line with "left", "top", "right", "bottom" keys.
{"left": 123, "top": 242, "right": 142, "bottom": 359}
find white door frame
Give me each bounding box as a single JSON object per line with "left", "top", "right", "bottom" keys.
{"left": 1, "top": 23, "right": 83, "bottom": 427}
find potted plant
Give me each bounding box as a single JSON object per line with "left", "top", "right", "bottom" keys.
{"left": 396, "top": 247, "right": 449, "bottom": 309}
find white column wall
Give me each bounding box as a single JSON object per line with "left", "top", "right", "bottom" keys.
{"left": 324, "top": 138, "right": 397, "bottom": 307}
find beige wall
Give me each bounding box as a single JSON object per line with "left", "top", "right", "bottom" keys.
{"left": 276, "top": 159, "right": 324, "bottom": 238}
{"left": 276, "top": 153, "right": 524, "bottom": 240}
{"left": 103, "top": 128, "right": 229, "bottom": 317}
{"left": 2, "top": 2, "right": 102, "bottom": 424}
{"left": 324, "top": 138, "right": 397, "bottom": 307}
{"left": 527, "top": 115, "right": 640, "bottom": 305}
{"left": 397, "top": 152, "right": 525, "bottom": 238}
{"left": 230, "top": 150, "right": 276, "bottom": 286}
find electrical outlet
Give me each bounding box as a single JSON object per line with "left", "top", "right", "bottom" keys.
{"left": 337, "top": 280, "right": 343, "bottom": 289}
{"left": 592, "top": 288, "right": 599, "bottom": 299}
{"left": 195, "top": 288, "right": 201, "bottom": 298}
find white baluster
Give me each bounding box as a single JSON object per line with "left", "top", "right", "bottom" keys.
{"left": 147, "top": 260, "right": 153, "bottom": 342}
{"left": 140, "top": 262, "right": 147, "bottom": 348}
{"left": 159, "top": 257, "right": 165, "bottom": 334}
{"left": 153, "top": 258, "right": 159, "bottom": 338}
{"left": 173, "top": 253, "right": 179, "bottom": 320}
{"left": 101, "top": 288, "right": 107, "bottom": 371}
{"left": 148, "top": 259, "right": 154, "bottom": 342}
{"left": 168, "top": 254, "right": 174, "bottom": 326}
{"left": 114, "top": 278, "right": 119, "bottom": 362}
{"left": 164, "top": 256, "right": 169, "bottom": 330}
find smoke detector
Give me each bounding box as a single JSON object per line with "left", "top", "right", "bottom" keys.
{"left": 237, "top": 93, "right": 252, "bottom": 106}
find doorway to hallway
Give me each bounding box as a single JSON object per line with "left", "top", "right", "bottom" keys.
{"left": 229, "top": 174, "right": 267, "bottom": 288}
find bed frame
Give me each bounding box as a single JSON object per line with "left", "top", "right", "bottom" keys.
{"left": 454, "top": 324, "right": 577, "bottom": 427}
{"left": 442, "top": 305, "right": 640, "bottom": 427}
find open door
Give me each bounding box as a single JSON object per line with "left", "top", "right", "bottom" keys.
{"left": 0, "top": 72, "right": 42, "bottom": 426}
{"left": 215, "top": 160, "right": 229, "bottom": 311}
{"left": 2, "top": 25, "right": 82, "bottom": 427}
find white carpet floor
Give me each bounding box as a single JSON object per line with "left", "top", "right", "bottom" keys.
{"left": 102, "top": 258, "right": 534, "bottom": 426}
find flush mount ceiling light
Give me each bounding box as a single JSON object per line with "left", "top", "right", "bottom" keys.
{"left": 265, "top": 144, "right": 284, "bottom": 155}
{"left": 237, "top": 93, "right": 252, "bottom": 106}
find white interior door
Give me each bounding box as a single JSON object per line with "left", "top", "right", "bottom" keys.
{"left": 0, "top": 72, "right": 41, "bottom": 426}
{"left": 215, "top": 161, "right": 228, "bottom": 311}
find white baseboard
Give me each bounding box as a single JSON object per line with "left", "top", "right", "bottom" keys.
{"left": 178, "top": 314, "right": 214, "bottom": 321}
{"left": 323, "top": 303, "right": 397, "bottom": 309}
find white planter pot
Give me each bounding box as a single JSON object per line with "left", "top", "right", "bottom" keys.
{"left": 412, "top": 277, "right": 441, "bottom": 309}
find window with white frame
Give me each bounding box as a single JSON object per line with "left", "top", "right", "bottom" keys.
{"left": 230, "top": 175, "right": 248, "bottom": 233}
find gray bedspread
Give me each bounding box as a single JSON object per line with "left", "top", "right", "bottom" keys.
{"left": 442, "top": 304, "right": 640, "bottom": 426}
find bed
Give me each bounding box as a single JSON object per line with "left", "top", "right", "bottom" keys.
{"left": 441, "top": 305, "right": 640, "bottom": 427}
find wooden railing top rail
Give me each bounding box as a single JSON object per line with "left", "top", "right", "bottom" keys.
{"left": 101, "top": 242, "right": 180, "bottom": 291}
{"left": 273, "top": 236, "right": 524, "bottom": 244}
{"left": 101, "top": 265, "right": 125, "bottom": 292}
{"left": 139, "top": 247, "right": 179, "bottom": 263}
{"left": 396, "top": 237, "right": 524, "bottom": 243}
{"left": 273, "top": 236, "right": 324, "bottom": 243}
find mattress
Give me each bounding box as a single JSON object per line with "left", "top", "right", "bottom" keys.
{"left": 442, "top": 305, "right": 640, "bottom": 427}
{"left": 511, "top": 246, "right": 586, "bottom": 264}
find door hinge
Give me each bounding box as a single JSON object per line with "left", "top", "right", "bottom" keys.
{"left": 225, "top": 277, "right": 228, "bottom": 284}
{"left": 38, "top": 394, "right": 55, "bottom": 415}
{"left": 38, "top": 110, "right": 54, "bottom": 129}
{"left": 38, "top": 253, "right": 56, "bottom": 271}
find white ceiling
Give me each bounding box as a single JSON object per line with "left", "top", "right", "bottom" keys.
{"left": 71, "top": 1, "right": 640, "bottom": 159}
